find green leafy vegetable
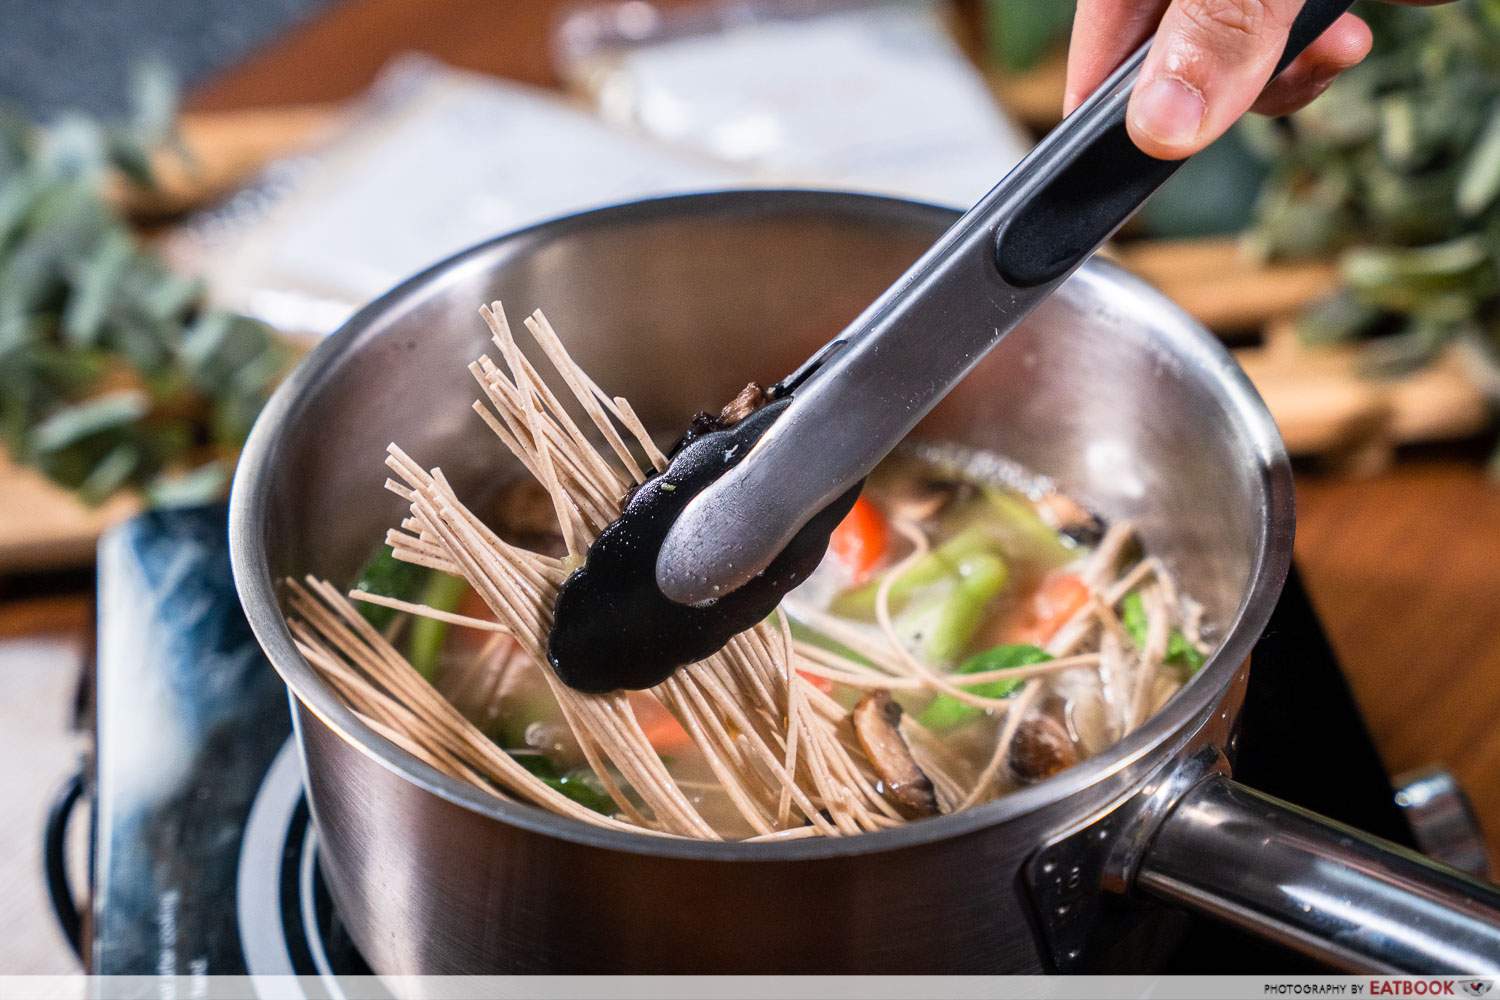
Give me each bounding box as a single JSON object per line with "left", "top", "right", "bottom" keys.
{"left": 918, "top": 643, "right": 1049, "bottom": 731}
{"left": 145, "top": 460, "right": 228, "bottom": 508}
{"left": 1168, "top": 633, "right": 1206, "bottom": 674}
{"left": 1120, "top": 592, "right": 1207, "bottom": 675}
{"left": 510, "top": 753, "right": 615, "bottom": 814}
{"left": 352, "top": 544, "right": 431, "bottom": 631}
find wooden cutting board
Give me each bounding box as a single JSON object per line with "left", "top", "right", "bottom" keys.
{"left": 0, "top": 452, "right": 139, "bottom": 573}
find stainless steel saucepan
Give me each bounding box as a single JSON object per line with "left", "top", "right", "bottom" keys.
{"left": 230, "top": 191, "right": 1500, "bottom": 974}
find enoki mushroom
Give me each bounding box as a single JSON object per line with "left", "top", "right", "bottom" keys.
{"left": 288, "top": 302, "right": 1207, "bottom": 840}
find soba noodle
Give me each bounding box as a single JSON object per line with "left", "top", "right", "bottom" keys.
{"left": 287, "top": 302, "right": 1208, "bottom": 840}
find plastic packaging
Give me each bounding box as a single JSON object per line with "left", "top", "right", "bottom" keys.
{"left": 555, "top": 0, "right": 1031, "bottom": 205}
{"left": 167, "top": 57, "right": 742, "bottom": 337}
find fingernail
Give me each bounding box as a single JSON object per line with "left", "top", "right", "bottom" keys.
{"left": 1132, "top": 76, "right": 1206, "bottom": 149}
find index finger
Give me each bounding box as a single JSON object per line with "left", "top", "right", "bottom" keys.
{"left": 1065, "top": 0, "right": 1172, "bottom": 114}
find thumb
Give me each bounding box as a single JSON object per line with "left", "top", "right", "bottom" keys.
{"left": 1127, "top": 0, "right": 1302, "bottom": 160}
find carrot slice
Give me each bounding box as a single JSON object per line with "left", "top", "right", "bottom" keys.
{"left": 628, "top": 691, "right": 694, "bottom": 754}
{"left": 797, "top": 669, "right": 835, "bottom": 695}
{"left": 1006, "top": 572, "right": 1090, "bottom": 645}
{"left": 829, "top": 496, "right": 889, "bottom": 583}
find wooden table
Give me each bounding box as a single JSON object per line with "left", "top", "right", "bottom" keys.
{"left": 6, "top": 0, "right": 1498, "bottom": 873}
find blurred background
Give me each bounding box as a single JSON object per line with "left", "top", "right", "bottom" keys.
{"left": 3, "top": 0, "right": 1498, "bottom": 978}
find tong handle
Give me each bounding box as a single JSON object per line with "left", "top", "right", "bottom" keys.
{"left": 996, "top": 0, "right": 1355, "bottom": 287}
{"left": 656, "top": 0, "right": 1357, "bottom": 605}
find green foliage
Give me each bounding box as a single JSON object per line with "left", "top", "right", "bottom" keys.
{"left": 0, "top": 65, "right": 290, "bottom": 506}
{"left": 1120, "top": 592, "right": 1205, "bottom": 675}
{"left": 509, "top": 753, "right": 616, "bottom": 814}
{"left": 982, "top": 0, "right": 1076, "bottom": 72}
{"left": 1245, "top": 1, "right": 1500, "bottom": 387}
{"left": 917, "top": 642, "right": 1047, "bottom": 731}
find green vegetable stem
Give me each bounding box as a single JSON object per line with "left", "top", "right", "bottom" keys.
{"left": 830, "top": 526, "right": 994, "bottom": 620}
{"left": 980, "top": 487, "right": 1074, "bottom": 566}
{"left": 405, "top": 571, "right": 470, "bottom": 681}
{"left": 350, "top": 542, "right": 470, "bottom": 680}
{"left": 921, "top": 552, "right": 1009, "bottom": 664}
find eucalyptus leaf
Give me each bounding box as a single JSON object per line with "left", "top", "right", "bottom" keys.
{"left": 1356, "top": 322, "right": 1450, "bottom": 379}
{"left": 79, "top": 442, "right": 140, "bottom": 505}
{"left": 63, "top": 228, "right": 132, "bottom": 346}
{"left": 109, "top": 313, "right": 173, "bottom": 373}
{"left": 0, "top": 167, "right": 43, "bottom": 248}
{"left": 1378, "top": 96, "right": 1420, "bottom": 168}
{"left": 105, "top": 133, "right": 156, "bottom": 190}
{"left": 1342, "top": 237, "right": 1489, "bottom": 291}
{"left": 1296, "top": 292, "right": 1385, "bottom": 346}
{"left": 178, "top": 310, "right": 233, "bottom": 375}
{"left": 29, "top": 344, "right": 109, "bottom": 388}
{"left": 1247, "top": 1, "right": 1500, "bottom": 462}
{"left": 138, "top": 269, "right": 201, "bottom": 321}
{"left": 982, "top": 0, "right": 1075, "bottom": 72}
{"left": 0, "top": 69, "right": 289, "bottom": 505}
{"left": 27, "top": 391, "right": 149, "bottom": 454}
{"left": 1457, "top": 100, "right": 1500, "bottom": 217}
{"left": 147, "top": 462, "right": 229, "bottom": 508}
{"left": 128, "top": 62, "right": 178, "bottom": 146}
{"left": 37, "top": 114, "right": 108, "bottom": 180}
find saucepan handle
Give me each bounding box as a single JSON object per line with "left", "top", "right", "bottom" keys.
{"left": 1135, "top": 772, "right": 1500, "bottom": 973}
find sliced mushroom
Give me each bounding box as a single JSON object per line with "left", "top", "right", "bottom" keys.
{"left": 885, "top": 476, "right": 965, "bottom": 523}
{"left": 1008, "top": 700, "right": 1081, "bottom": 785}
{"left": 1036, "top": 491, "right": 1107, "bottom": 547}
{"left": 852, "top": 691, "right": 941, "bottom": 819}
{"left": 718, "top": 382, "right": 770, "bottom": 426}
{"left": 671, "top": 382, "right": 772, "bottom": 453}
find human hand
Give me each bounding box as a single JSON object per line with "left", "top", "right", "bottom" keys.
{"left": 1064, "top": 1, "right": 1445, "bottom": 160}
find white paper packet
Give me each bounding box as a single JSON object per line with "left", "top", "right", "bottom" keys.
{"left": 167, "top": 57, "right": 746, "bottom": 337}
{"left": 556, "top": 0, "right": 1032, "bottom": 206}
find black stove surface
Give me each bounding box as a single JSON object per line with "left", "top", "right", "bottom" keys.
{"left": 82, "top": 504, "right": 1416, "bottom": 985}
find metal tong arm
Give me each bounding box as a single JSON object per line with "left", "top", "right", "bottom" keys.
{"left": 656, "top": 0, "right": 1354, "bottom": 604}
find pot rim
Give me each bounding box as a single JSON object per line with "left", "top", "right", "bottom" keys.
{"left": 229, "top": 189, "right": 1294, "bottom": 863}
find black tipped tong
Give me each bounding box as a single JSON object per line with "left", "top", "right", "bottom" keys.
{"left": 548, "top": 0, "right": 1356, "bottom": 694}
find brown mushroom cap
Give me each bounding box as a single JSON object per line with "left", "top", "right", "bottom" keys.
{"left": 887, "top": 477, "right": 970, "bottom": 524}
{"left": 718, "top": 382, "right": 770, "bottom": 426}
{"left": 852, "top": 691, "right": 941, "bottom": 819}
{"left": 1035, "top": 491, "right": 1106, "bottom": 547}
{"left": 1008, "top": 705, "right": 1080, "bottom": 785}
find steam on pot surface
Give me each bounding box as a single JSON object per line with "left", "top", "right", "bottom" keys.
{"left": 286, "top": 302, "right": 1212, "bottom": 842}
